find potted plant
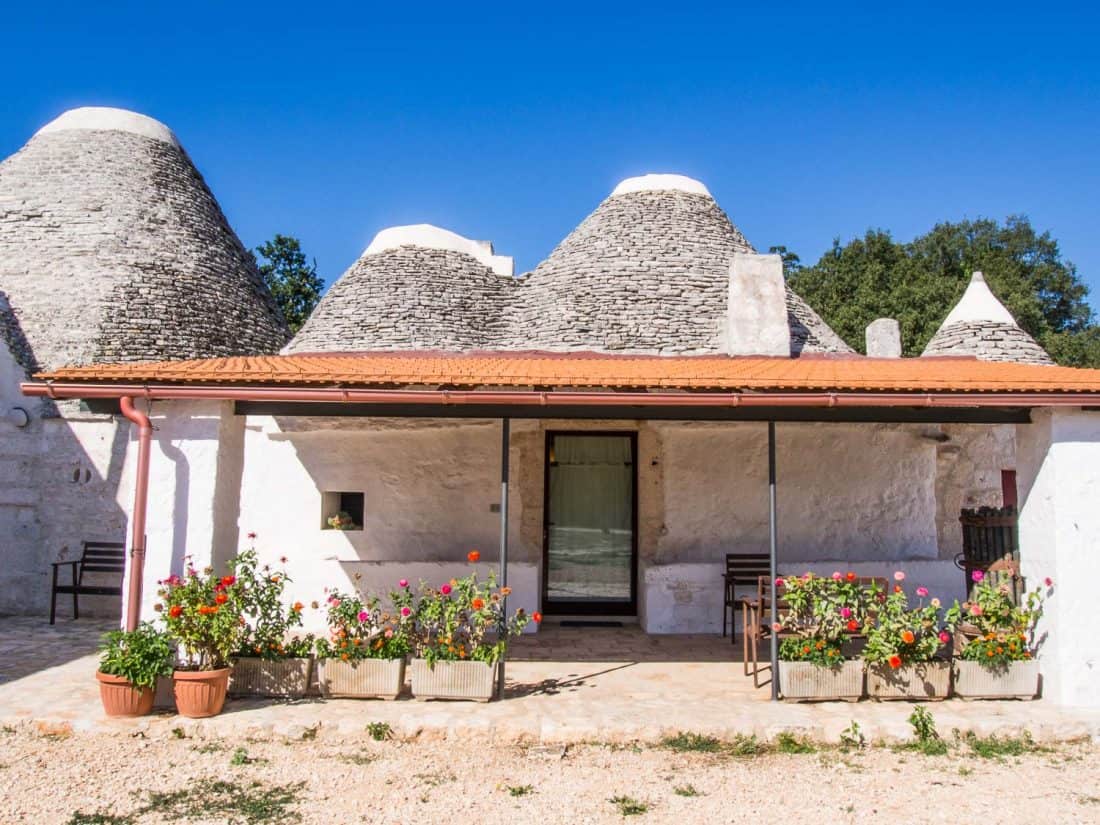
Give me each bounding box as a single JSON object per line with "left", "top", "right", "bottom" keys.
{"left": 863, "top": 573, "right": 953, "bottom": 700}
{"left": 946, "top": 571, "right": 1052, "bottom": 700}
{"left": 156, "top": 558, "right": 247, "bottom": 717}
{"left": 410, "top": 551, "right": 538, "bottom": 702}
{"left": 95, "top": 622, "right": 175, "bottom": 717}
{"left": 315, "top": 587, "right": 412, "bottom": 700}
{"left": 228, "top": 545, "right": 314, "bottom": 699}
{"left": 776, "top": 572, "right": 875, "bottom": 701}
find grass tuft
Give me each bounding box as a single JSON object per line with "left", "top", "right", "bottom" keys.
{"left": 366, "top": 722, "right": 393, "bottom": 742}
{"left": 775, "top": 732, "right": 816, "bottom": 754}
{"left": 661, "top": 732, "right": 723, "bottom": 753}
{"left": 673, "top": 784, "right": 701, "bottom": 797}
{"left": 66, "top": 813, "right": 134, "bottom": 825}
{"left": 610, "top": 795, "right": 649, "bottom": 816}
{"left": 142, "top": 778, "right": 303, "bottom": 824}
{"left": 958, "top": 731, "right": 1047, "bottom": 759}
{"left": 506, "top": 784, "right": 534, "bottom": 797}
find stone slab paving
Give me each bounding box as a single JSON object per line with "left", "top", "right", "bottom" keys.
{"left": 2, "top": 617, "right": 1098, "bottom": 746}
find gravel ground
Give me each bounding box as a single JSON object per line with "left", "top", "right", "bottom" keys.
{"left": 1, "top": 730, "right": 1098, "bottom": 824}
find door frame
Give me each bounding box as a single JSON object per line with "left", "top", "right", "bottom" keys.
{"left": 541, "top": 430, "right": 639, "bottom": 616}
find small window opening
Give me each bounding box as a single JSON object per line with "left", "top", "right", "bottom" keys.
{"left": 321, "top": 491, "right": 364, "bottom": 530}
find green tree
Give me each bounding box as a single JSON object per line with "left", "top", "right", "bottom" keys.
{"left": 768, "top": 245, "right": 802, "bottom": 278}
{"left": 253, "top": 235, "right": 324, "bottom": 334}
{"left": 786, "top": 216, "right": 1100, "bottom": 366}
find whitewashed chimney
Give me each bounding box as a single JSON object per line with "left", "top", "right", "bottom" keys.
{"left": 866, "top": 318, "right": 902, "bottom": 357}
{"left": 727, "top": 253, "right": 789, "bottom": 356}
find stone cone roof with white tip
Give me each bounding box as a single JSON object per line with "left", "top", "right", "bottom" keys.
{"left": 0, "top": 107, "right": 289, "bottom": 374}
{"left": 922, "top": 272, "right": 1053, "bottom": 365}
{"left": 290, "top": 175, "right": 852, "bottom": 356}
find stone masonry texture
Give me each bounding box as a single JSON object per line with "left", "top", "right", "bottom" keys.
{"left": 922, "top": 321, "right": 1054, "bottom": 365}
{"left": 289, "top": 188, "right": 854, "bottom": 357}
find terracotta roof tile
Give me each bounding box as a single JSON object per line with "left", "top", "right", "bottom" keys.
{"left": 30, "top": 350, "right": 1100, "bottom": 394}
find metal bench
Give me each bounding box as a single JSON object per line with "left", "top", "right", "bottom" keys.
{"left": 49, "top": 541, "right": 126, "bottom": 624}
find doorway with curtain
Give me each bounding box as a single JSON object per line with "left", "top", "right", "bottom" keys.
{"left": 542, "top": 431, "right": 637, "bottom": 615}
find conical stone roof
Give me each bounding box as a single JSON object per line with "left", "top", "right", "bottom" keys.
{"left": 0, "top": 106, "right": 289, "bottom": 374}
{"left": 286, "top": 224, "right": 515, "bottom": 353}
{"left": 511, "top": 174, "right": 852, "bottom": 355}
{"left": 922, "top": 272, "right": 1053, "bottom": 365}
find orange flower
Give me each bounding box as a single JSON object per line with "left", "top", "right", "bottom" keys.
{"left": 471, "top": 598, "right": 485, "bottom": 610}
{"left": 894, "top": 585, "right": 903, "bottom": 593}
{"left": 986, "top": 649, "right": 995, "bottom": 657}
{"left": 845, "top": 572, "right": 856, "bottom": 581}
{"left": 467, "top": 550, "right": 481, "bottom": 563}
{"left": 341, "top": 653, "right": 349, "bottom": 661}
{"left": 500, "top": 586, "right": 512, "bottom": 596}
{"left": 900, "top": 630, "right": 915, "bottom": 645}
{"left": 888, "top": 655, "right": 902, "bottom": 669}
{"left": 814, "top": 640, "right": 825, "bottom": 650}
{"left": 292, "top": 602, "right": 303, "bottom": 612}
{"left": 168, "top": 605, "right": 183, "bottom": 619}
{"left": 802, "top": 645, "right": 811, "bottom": 655}
{"left": 214, "top": 593, "right": 228, "bottom": 605}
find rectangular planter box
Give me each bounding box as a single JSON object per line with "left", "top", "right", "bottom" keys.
{"left": 410, "top": 658, "right": 496, "bottom": 702}
{"left": 230, "top": 657, "right": 312, "bottom": 699}
{"left": 867, "top": 660, "right": 951, "bottom": 700}
{"left": 318, "top": 658, "right": 406, "bottom": 700}
{"left": 954, "top": 659, "right": 1039, "bottom": 700}
{"left": 779, "top": 660, "right": 864, "bottom": 702}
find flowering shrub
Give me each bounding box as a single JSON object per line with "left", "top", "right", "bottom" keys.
{"left": 314, "top": 589, "right": 411, "bottom": 661}
{"left": 862, "top": 574, "right": 952, "bottom": 668}
{"left": 230, "top": 546, "right": 313, "bottom": 660}
{"left": 156, "top": 560, "right": 247, "bottom": 670}
{"left": 413, "top": 551, "right": 537, "bottom": 666}
{"left": 776, "top": 572, "right": 881, "bottom": 667}
{"left": 946, "top": 570, "right": 1053, "bottom": 669}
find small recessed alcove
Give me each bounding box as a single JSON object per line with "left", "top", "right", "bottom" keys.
{"left": 321, "top": 490, "right": 364, "bottom": 530}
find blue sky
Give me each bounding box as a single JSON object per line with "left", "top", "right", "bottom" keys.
{"left": 3, "top": 2, "right": 1098, "bottom": 303}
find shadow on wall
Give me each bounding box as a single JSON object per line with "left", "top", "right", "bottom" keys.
{"left": 0, "top": 295, "right": 128, "bottom": 619}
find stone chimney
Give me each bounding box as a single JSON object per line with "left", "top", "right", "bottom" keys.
{"left": 727, "top": 253, "right": 789, "bottom": 356}
{"left": 866, "top": 318, "right": 902, "bottom": 357}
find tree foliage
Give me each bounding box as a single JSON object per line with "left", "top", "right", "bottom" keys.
{"left": 787, "top": 216, "right": 1100, "bottom": 366}
{"left": 253, "top": 234, "right": 324, "bottom": 334}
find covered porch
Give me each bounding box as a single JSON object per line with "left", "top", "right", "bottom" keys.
{"left": 21, "top": 351, "right": 1100, "bottom": 708}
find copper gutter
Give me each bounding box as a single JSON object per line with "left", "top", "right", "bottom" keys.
{"left": 20, "top": 381, "right": 1100, "bottom": 408}
{"left": 118, "top": 397, "right": 152, "bottom": 632}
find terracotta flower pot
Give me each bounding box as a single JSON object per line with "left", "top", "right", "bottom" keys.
{"left": 173, "top": 667, "right": 231, "bottom": 718}
{"left": 95, "top": 671, "right": 155, "bottom": 717}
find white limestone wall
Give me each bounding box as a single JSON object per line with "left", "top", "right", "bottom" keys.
{"left": 232, "top": 416, "right": 540, "bottom": 628}
{"left": 0, "top": 342, "right": 129, "bottom": 617}
{"left": 1017, "top": 408, "right": 1100, "bottom": 707}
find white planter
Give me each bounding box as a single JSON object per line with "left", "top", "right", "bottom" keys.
{"left": 410, "top": 659, "right": 497, "bottom": 702}
{"left": 229, "top": 657, "right": 312, "bottom": 699}
{"left": 318, "top": 658, "right": 406, "bottom": 700}
{"left": 779, "top": 660, "right": 864, "bottom": 702}
{"left": 954, "top": 659, "right": 1039, "bottom": 700}
{"left": 867, "top": 660, "right": 951, "bottom": 700}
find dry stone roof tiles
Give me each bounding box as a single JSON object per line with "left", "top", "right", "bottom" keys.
{"left": 289, "top": 179, "right": 854, "bottom": 357}
{"left": 0, "top": 107, "right": 289, "bottom": 375}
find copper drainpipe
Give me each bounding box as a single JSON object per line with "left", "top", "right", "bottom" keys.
{"left": 119, "top": 397, "right": 152, "bottom": 631}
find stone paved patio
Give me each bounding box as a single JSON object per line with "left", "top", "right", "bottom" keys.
{"left": 2, "top": 616, "right": 1098, "bottom": 745}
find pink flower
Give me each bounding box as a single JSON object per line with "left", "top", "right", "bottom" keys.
{"left": 400, "top": 606, "right": 411, "bottom": 617}
{"left": 1044, "top": 577, "right": 1053, "bottom": 587}
{"left": 839, "top": 607, "right": 852, "bottom": 619}
{"left": 893, "top": 571, "right": 906, "bottom": 582}
{"left": 384, "top": 627, "right": 394, "bottom": 638}
{"left": 938, "top": 631, "right": 951, "bottom": 644}
{"left": 916, "top": 586, "right": 929, "bottom": 598}
{"left": 774, "top": 577, "right": 785, "bottom": 587}
{"left": 771, "top": 622, "right": 782, "bottom": 632}
{"left": 247, "top": 531, "right": 257, "bottom": 540}
{"left": 357, "top": 611, "right": 369, "bottom": 623}
{"left": 831, "top": 571, "right": 842, "bottom": 581}
{"left": 398, "top": 579, "right": 409, "bottom": 588}
{"left": 969, "top": 604, "right": 983, "bottom": 616}
{"left": 440, "top": 583, "right": 452, "bottom": 596}
{"left": 971, "top": 570, "right": 984, "bottom": 583}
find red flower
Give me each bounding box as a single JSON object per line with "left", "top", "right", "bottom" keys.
{"left": 471, "top": 598, "right": 485, "bottom": 610}
{"left": 845, "top": 571, "right": 856, "bottom": 581}
{"left": 532, "top": 611, "right": 543, "bottom": 624}
{"left": 247, "top": 532, "right": 257, "bottom": 540}
{"left": 888, "top": 655, "right": 902, "bottom": 669}
{"left": 168, "top": 605, "right": 183, "bottom": 619}
{"left": 221, "top": 575, "right": 235, "bottom": 586}
{"left": 467, "top": 550, "right": 481, "bottom": 563}
{"left": 215, "top": 593, "right": 228, "bottom": 605}
{"left": 846, "top": 619, "right": 859, "bottom": 632}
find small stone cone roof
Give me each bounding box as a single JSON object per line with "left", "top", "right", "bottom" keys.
{"left": 922, "top": 272, "right": 1053, "bottom": 365}
{"left": 286, "top": 225, "right": 515, "bottom": 353}
{"left": 0, "top": 106, "right": 289, "bottom": 374}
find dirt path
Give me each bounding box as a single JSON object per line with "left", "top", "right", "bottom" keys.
{"left": 2, "top": 730, "right": 1098, "bottom": 824}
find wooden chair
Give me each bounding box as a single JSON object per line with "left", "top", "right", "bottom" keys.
{"left": 50, "top": 541, "right": 126, "bottom": 624}
{"left": 742, "top": 575, "right": 888, "bottom": 688}
{"left": 722, "top": 552, "right": 770, "bottom": 645}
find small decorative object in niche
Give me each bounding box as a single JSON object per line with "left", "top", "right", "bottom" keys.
{"left": 321, "top": 491, "right": 364, "bottom": 530}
